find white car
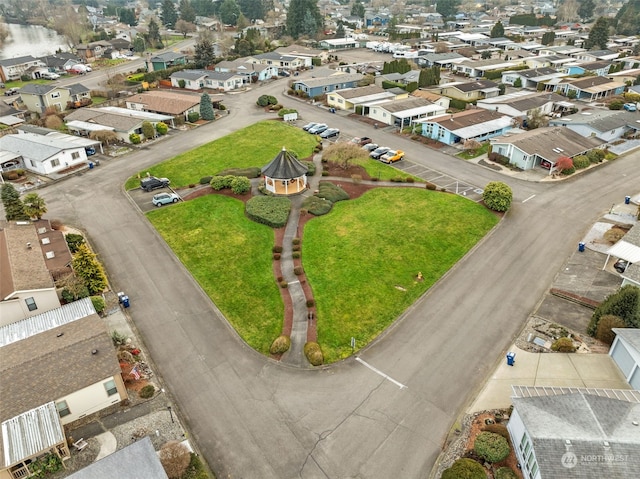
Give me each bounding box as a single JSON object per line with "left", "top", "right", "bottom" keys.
{"left": 41, "top": 72, "right": 60, "bottom": 80}
{"left": 152, "top": 192, "right": 180, "bottom": 207}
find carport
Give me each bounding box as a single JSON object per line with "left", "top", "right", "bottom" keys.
{"left": 603, "top": 223, "right": 640, "bottom": 270}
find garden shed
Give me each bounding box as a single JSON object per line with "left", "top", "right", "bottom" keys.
{"left": 261, "top": 147, "right": 308, "bottom": 195}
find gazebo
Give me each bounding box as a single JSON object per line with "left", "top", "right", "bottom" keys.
{"left": 261, "top": 147, "right": 309, "bottom": 195}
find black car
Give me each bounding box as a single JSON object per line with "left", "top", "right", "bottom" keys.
{"left": 614, "top": 259, "right": 630, "bottom": 273}
{"left": 369, "top": 146, "right": 390, "bottom": 160}
{"left": 140, "top": 176, "right": 170, "bottom": 192}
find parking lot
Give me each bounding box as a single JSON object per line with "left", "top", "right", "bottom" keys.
{"left": 128, "top": 185, "right": 181, "bottom": 213}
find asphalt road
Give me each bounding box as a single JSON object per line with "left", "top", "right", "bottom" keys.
{"left": 40, "top": 77, "right": 639, "bottom": 478}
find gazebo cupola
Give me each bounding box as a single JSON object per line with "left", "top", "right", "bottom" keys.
{"left": 261, "top": 147, "right": 309, "bottom": 196}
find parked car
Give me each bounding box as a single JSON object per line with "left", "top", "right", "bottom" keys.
{"left": 320, "top": 128, "right": 340, "bottom": 139}
{"left": 369, "top": 146, "right": 390, "bottom": 159}
{"left": 362, "top": 143, "right": 379, "bottom": 152}
{"left": 623, "top": 103, "right": 637, "bottom": 112}
{"left": 152, "top": 192, "right": 180, "bottom": 206}
{"left": 351, "top": 137, "right": 372, "bottom": 146}
{"left": 614, "top": 259, "right": 630, "bottom": 273}
{"left": 380, "top": 149, "right": 405, "bottom": 164}
{"left": 302, "top": 122, "right": 319, "bottom": 131}
{"left": 41, "top": 71, "right": 60, "bottom": 80}
{"left": 308, "top": 123, "right": 328, "bottom": 134}
{"left": 4, "top": 87, "right": 19, "bottom": 96}
{"left": 85, "top": 147, "right": 96, "bottom": 156}
{"left": 140, "top": 176, "right": 170, "bottom": 192}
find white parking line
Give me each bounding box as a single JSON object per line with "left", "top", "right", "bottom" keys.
{"left": 523, "top": 195, "right": 536, "bottom": 203}
{"left": 355, "top": 357, "right": 407, "bottom": 389}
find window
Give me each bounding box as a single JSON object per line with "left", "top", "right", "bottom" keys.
{"left": 51, "top": 158, "right": 60, "bottom": 167}
{"left": 25, "top": 297, "right": 37, "bottom": 311}
{"left": 51, "top": 92, "right": 60, "bottom": 99}
{"left": 56, "top": 400, "right": 71, "bottom": 417}
{"left": 104, "top": 379, "right": 118, "bottom": 396}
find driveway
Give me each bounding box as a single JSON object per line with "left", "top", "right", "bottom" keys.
{"left": 38, "top": 81, "right": 640, "bottom": 479}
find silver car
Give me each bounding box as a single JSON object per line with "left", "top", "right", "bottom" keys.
{"left": 152, "top": 192, "right": 180, "bottom": 206}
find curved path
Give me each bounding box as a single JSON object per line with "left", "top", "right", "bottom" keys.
{"left": 40, "top": 77, "right": 640, "bottom": 478}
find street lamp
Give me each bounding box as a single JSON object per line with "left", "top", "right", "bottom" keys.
{"left": 167, "top": 405, "right": 174, "bottom": 423}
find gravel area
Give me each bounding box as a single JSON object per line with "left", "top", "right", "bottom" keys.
{"left": 514, "top": 316, "right": 609, "bottom": 354}
{"left": 110, "top": 409, "right": 186, "bottom": 450}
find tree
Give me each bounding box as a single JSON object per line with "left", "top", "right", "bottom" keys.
{"left": 286, "top": 0, "right": 323, "bottom": 39}
{"left": 119, "top": 8, "right": 137, "bottom": 26}
{"left": 141, "top": 121, "right": 155, "bottom": 140}
{"left": 436, "top": 0, "right": 460, "bottom": 19}
{"left": 586, "top": 17, "right": 609, "bottom": 50}
{"left": 513, "top": 77, "right": 522, "bottom": 87}
{"left": 161, "top": 0, "right": 178, "bottom": 28}
{"left": 578, "top": 0, "right": 595, "bottom": 20}
{"left": 159, "top": 441, "right": 190, "bottom": 479}
{"left": 588, "top": 285, "right": 640, "bottom": 335}
{"left": 89, "top": 130, "right": 118, "bottom": 145}
{"left": 54, "top": 3, "right": 91, "bottom": 48}
{"left": 133, "top": 35, "right": 146, "bottom": 53}
{"left": 615, "top": 0, "right": 640, "bottom": 35}
{"left": 72, "top": 243, "right": 108, "bottom": 296}
{"left": 556, "top": 0, "right": 579, "bottom": 22}
{"left": 335, "top": 22, "right": 345, "bottom": 39}
{"left": 481, "top": 50, "right": 491, "bottom": 59}
{"left": 541, "top": 31, "right": 555, "bottom": 46}
{"left": 595, "top": 315, "right": 625, "bottom": 345}
{"left": 179, "top": 0, "right": 196, "bottom": 23}
{"left": 1, "top": 183, "right": 29, "bottom": 221}
{"left": 22, "top": 193, "right": 47, "bottom": 220}
{"left": 239, "top": 0, "right": 265, "bottom": 20}
{"left": 351, "top": 1, "right": 364, "bottom": 19}
{"left": 526, "top": 108, "right": 549, "bottom": 129}
{"left": 490, "top": 21, "right": 504, "bottom": 38}
{"left": 200, "top": 93, "right": 215, "bottom": 120}
{"left": 442, "top": 458, "right": 486, "bottom": 479}
{"left": 148, "top": 18, "right": 163, "bottom": 48}
{"left": 482, "top": 181, "right": 512, "bottom": 212}
{"left": 194, "top": 38, "right": 216, "bottom": 68}
{"left": 219, "top": 0, "right": 241, "bottom": 25}
{"left": 418, "top": 66, "right": 440, "bottom": 87}
{"left": 555, "top": 156, "right": 574, "bottom": 173}
{"left": 175, "top": 19, "right": 196, "bottom": 38}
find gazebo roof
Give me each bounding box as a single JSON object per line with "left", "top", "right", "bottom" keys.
{"left": 261, "top": 147, "right": 309, "bottom": 179}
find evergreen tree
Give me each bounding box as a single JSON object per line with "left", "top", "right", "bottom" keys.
{"left": 335, "top": 22, "right": 345, "bottom": 38}
{"left": 436, "top": 0, "right": 460, "bottom": 19}
{"left": 588, "top": 285, "right": 640, "bottom": 335}
{"left": 578, "top": 0, "right": 595, "bottom": 20}
{"left": 133, "top": 35, "right": 146, "bottom": 52}
{"left": 194, "top": 38, "right": 216, "bottom": 68}
{"left": 286, "top": 0, "right": 323, "bottom": 39}
{"left": 490, "top": 21, "right": 504, "bottom": 38}
{"left": 351, "top": 1, "right": 364, "bottom": 19}
{"left": 219, "top": 0, "right": 241, "bottom": 25}
{"left": 148, "top": 18, "right": 163, "bottom": 48}
{"left": 200, "top": 93, "right": 215, "bottom": 120}
{"left": 586, "top": 17, "right": 609, "bottom": 50}
{"left": 119, "top": 8, "right": 137, "bottom": 26}
{"left": 161, "top": 0, "right": 179, "bottom": 28}
{"left": 192, "top": 0, "right": 216, "bottom": 17}
{"left": 239, "top": 0, "right": 264, "bottom": 20}
{"left": 71, "top": 243, "right": 108, "bottom": 296}
{"left": 615, "top": 0, "right": 640, "bottom": 35}
{"left": 1, "top": 183, "right": 29, "bottom": 221}
{"left": 22, "top": 193, "right": 47, "bottom": 220}
{"left": 541, "top": 31, "right": 555, "bottom": 46}
{"left": 179, "top": 0, "right": 197, "bottom": 23}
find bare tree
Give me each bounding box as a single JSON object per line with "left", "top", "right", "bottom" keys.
{"left": 159, "top": 441, "right": 190, "bottom": 479}
{"left": 175, "top": 19, "right": 197, "bottom": 38}
{"left": 556, "top": 0, "right": 580, "bottom": 23}
{"left": 54, "top": 3, "right": 91, "bottom": 48}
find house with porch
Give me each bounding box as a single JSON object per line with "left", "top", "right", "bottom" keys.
{"left": 169, "top": 70, "right": 244, "bottom": 92}
{"left": 327, "top": 84, "right": 401, "bottom": 112}
{"left": 291, "top": 73, "right": 364, "bottom": 99}
{"left": 0, "top": 298, "right": 127, "bottom": 479}
{"left": 560, "top": 61, "right": 612, "bottom": 77}
{"left": 552, "top": 76, "right": 625, "bottom": 101}
{"left": 500, "top": 67, "right": 567, "bottom": 89}
{"left": 275, "top": 44, "right": 328, "bottom": 64}
{"left": 418, "top": 109, "right": 512, "bottom": 145}
{"left": 18, "top": 83, "right": 91, "bottom": 114}
{"left": 549, "top": 110, "right": 640, "bottom": 142}
{"left": 369, "top": 97, "right": 447, "bottom": 127}
{"left": 38, "top": 53, "right": 82, "bottom": 74}
{"left": 571, "top": 49, "right": 619, "bottom": 62}
{"left": 477, "top": 91, "right": 566, "bottom": 119}
{"left": 246, "top": 51, "right": 309, "bottom": 71}
{"left": 365, "top": 13, "right": 390, "bottom": 29}
{"left": 150, "top": 52, "right": 187, "bottom": 71}
{"left": 125, "top": 90, "right": 222, "bottom": 121}
{"left": 489, "top": 126, "right": 603, "bottom": 172}
{"left": 434, "top": 80, "right": 501, "bottom": 102}
{"left": 452, "top": 58, "right": 521, "bottom": 78}
{"left": 0, "top": 56, "right": 44, "bottom": 82}
{"left": 213, "top": 60, "right": 278, "bottom": 83}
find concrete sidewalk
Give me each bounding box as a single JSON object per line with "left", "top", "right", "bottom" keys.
{"left": 468, "top": 345, "right": 631, "bottom": 413}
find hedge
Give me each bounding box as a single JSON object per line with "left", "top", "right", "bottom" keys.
{"left": 302, "top": 195, "right": 333, "bottom": 216}
{"left": 572, "top": 155, "right": 590, "bottom": 169}
{"left": 442, "top": 458, "right": 487, "bottom": 479}
{"left": 230, "top": 176, "right": 251, "bottom": 194}
{"left": 474, "top": 431, "right": 510, "bottom": 463}
{"left": 588, "top": 285, "right": 640, "bottom": 335}
{"left": 245, "top": 196, "right": 291, "bottom": 228}
{"left": 316, "top": 181, "right": 349, "bottom": 203}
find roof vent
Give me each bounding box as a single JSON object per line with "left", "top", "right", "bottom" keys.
{"left": 26, "top": 242, "right": 32, "bottom": 249}
{"left": 41, "top": 237, "right": 50, "bottom": 245}
{"left": 46, "top": 251, "right": 55, "bottom": 259}
{"left": 57, "top": 332, "right": 64, "bottom": 338}
{"left": 37, "top": 227, "right": 47, "bottom": 234}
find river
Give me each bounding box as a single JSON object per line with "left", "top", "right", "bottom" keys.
{"left": 0, "top": 23, "right": 69, "bottom": 60}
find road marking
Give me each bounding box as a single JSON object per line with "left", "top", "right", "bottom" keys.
{"left": 355, "top": 357, "right": 407, "bottom": 390}
{"left": 523, "top": 195, "right": 536, "bottom": 203}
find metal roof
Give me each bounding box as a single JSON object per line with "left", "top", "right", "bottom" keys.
{"left": 606, "top": 241, "right": 640, "bottom": 264}
{"left": 1, "top": 402, "right": 65, "bottom": 468}
{"left": 0, "top": 297, "right": 95, "bottom": 347}
{"left": 97, "top": 106, "right": 173, "bottom": 121}
{"left": 0, "top": 133, "right": 85, "bottom": 162}
{"left": 511, "top": 385, "right": 640, "bottom": 402}
{"left": 65, "top": 120, "right": 116, "bottom": 132}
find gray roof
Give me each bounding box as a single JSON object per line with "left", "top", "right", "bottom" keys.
{"left": 550, "top": 110, "right": 639, "bottom": 133}
{"left": 378, "top": 97, "right": 437, "bottom": 114}
{"left": 418, "top": 52, "right": 465, "bottom": 62}
{"left": 512, "top": 391, "right": 640, "bottom": 478}
{"left": 294, "top": 73, "right": 364, "bottom": 89}
{"left": 261, "top": 147, "right": 308, "bottom": 179}
{"left": 479, "top": 91, "right": 565, "bottom": 112}
{"left": 253, "top": 51, "right": 299, "bottom": 62}
{"left": 454, "top": 79, "right": 499, "bottom": 92}
{"left": 19, "top": 83, "right": 88, "bottom": 96}
{"left": 612, "top": 328, "right": 640, "bottom": 354}
{"left": 170, "top": 69, "right": 209, "bottom": 80}
{"left": 150, "top": 51, "right": 185, "bottom": 62}
{"left": 204, "top": 71, "right": 238, "bottom": 81}
{"left": 66, "top": 437, "right": 169, "bottom": 479}
{"left": 0, "top": 133, "right": 83, "bottom": 163}
{"left": 0, "top": 55, "right": 38, "bottom": 67}
{"left": 510, "top": 67, "right": 559, "bottom": 78}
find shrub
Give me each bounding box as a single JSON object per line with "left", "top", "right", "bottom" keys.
{"left": 61, "top": 286, "right": 89, "bottom": 303}
{"left": 245, "top": 196, "right": 291, "bottom": 228}
{"left": 111, "top": 330, "right": 128, "bottom": 346}
{"left": 273, "top": 245, "right": 283, "bottom": 253}
{"left": 210, "top": 175, "right": 232, "bottom": 190}
{"left": 91, "top": 295, "right": 106, "bottom": 314}
{"left": 273, "top": 253, "right": 281, "bottom": 260}
{"left": 257, "top": 95, "right": 278, "bottom": 107}
{"left": 280, "top": 280, "right": 288, "bottom": 288}
{"left": 199, "top": 176, "right": 213, "bottom": 185}
{"left": 304, "top": 342, "right": 324, "bottom": 366}
{"left": 561, "top": 166, "right": 576, "bottom": 175}
{"left": 572, "top": 155, "right": 590, "bottom": 169}
{"left": 316, "top": 181, "right": 349, "bottom": 203}
{"left": 426, "top": 182, "right": 437, "bottom": 190}
{"left": 292, "top": 251, "right": 301, "bottom": 259}
{"left": 182, "top": 453, "right": 208, "bottom": 479}
{"left": 482, "top": 181, "right": 512, "bottom": 212}
{"left": 301, "top": 161, "right": 316, "bottom": 176}
{"left": 230, "top": 176, "right": 251, "bottom": 194}
{"left": 482, "top": 423, "right": 510, "bottom": 441}
{"left": 551, "top": 337, "right": 576, "bottom": 352}
{"left": 555, "top": 156, "right": 573, "bottom": 173}
{"left": 587, "top": 149, "right": 605, "bottom": 163}
{"left": 292, "top": 244, "right": 301, "bottom": 251}
{"left": 270, "top": 335, "right": 291, "bottom": 354}
{"left": 159, "top": 441, "right": 191, "bottom": 479}
{"left": 294, "top": 266, "right": 303, "bottom": 275}
{"left": 306, "top": 299, "right": 315, "bottom": 307}
{"left": 50, "top": 219, "right": 63, "bottom": 230}
{"left": 156, "top": 122, "right": 168, "bottom": 135}
{"left": 609, "top": 99, "right": 624, "bottom": 110}
{"left": 129, "top": 133, "right": 141, "bottom": 144}
{"left": 277, "top": 108, "right": 298, "bottom": 117}
{"left": 292, "top": 237, "right": 301, "bottom": 245}
{"left": 473, "top": 431, "right": 510, "bottom": 463}
{"left": 187, "top": 111, "right": 200, "bottom": 123}
{"left": 139, "top": 384, "right": 156, "bottom": 398}
{"left": 604, "top": 226, "right": 626, "bottom": 244}
{"left": 441, "top": 458, "right": 487, "bottom": 479}
{"left": 595, "top": 315, "right": 625, "bottom": 345}
{"left": 588, "top": 285, "right": 640, "bottom": 335}
{"left": 65, "top": 233, "right": 86, "bottom": 253}
{"left": 302, "top": 195, "right": 333, "bottom": 216}
{"left": 141, "top": 121, "right": 155, "bottom": 140}
{"left": 495, "top": 467, "right": 518, "bottom": 479}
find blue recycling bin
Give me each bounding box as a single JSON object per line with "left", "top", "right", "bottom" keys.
{"left": 506, "top": 352, "right": 516, "bottom": 366}
{"left": 121, "top": 295, "right": 130, "bottom": 308}
{"left": 88, "top": 162, "right": 94, "bottom": 169}
{"left": 578, "top": 242, "right": 585, "bottom": 252}
{"left": 625, "top": 196, "right": 631, "bottom": 205}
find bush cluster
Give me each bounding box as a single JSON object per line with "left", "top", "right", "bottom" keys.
{"left": 572, "top": 155, "right": 590, "bottom": 169}
{"left": 301, "top": 161, "right": 316, "bottom": 176}
{"left": 210, "top": 175, "right": 236, "bottom": 190}
{"left": 442, "top": 458, "right": 487, "bottom": 479}
{"left": 277, "top": 108, "right": 298, "bottom": 117}
{"left": 156, "top": 122, "right": 168, "bottom": 135}
{"left": 139, "top": 384, "right": 156, "bottom": 398}
{"left": 473, "top": 431, "right": 510, "bottom": 463}
{"left": 294, "top": 266, "right": 304, "bottom": 275}
{"left": 551, "top": 337, "right": 576, "bottom": 352}
{"left": 129, "top": 133, "right": 141, "bottom": 144}
{"left": 482, "top": 181, "right": 513, "bottom": 212}
{"left": 488, "top": 152, "right": 510, "bottom": 165}
{"left": 302, "top": 195, "right": 333, "bottom": 216}
{"left": 588, "top": 285, "right": 640, "bottom": 335}
{"left": 270, "top": 335, "right": 291, "bottom": 354}
{"left": 587, "top": 149, "right": 606, "bottom": 163}
{"left": 425, "top": 182, "right": 437, "bottom": 190}
{"left": 65, "top": 233, "right": 86, "bottom": 253}
{"left": 91, "top": 296, "right": 106, "bottom": 314}
{"left": 292, "top": 251, "right": 301, "bottom": 259}
{"left": 595, "top": 315, "right": 626, "bottom": 345}
{"left": 495, "top": 467, "right": 518, "bottom": 479}
{"left": 231, "top": 176, "right": 251, "bottom": 194}
{"left": 273, "top": 245, "right": 283, "bottom": 253}
{"left": 245, "top": 196, "right": 291, "bottom": 228}
{"left": 317, "top": 181, "right": 349, "bottom": 203}
{"left": 304, "top": 342, "right": 324, "bottom": 366}
{"left": 256, "top": 95, "right": 278, "bottom": 107}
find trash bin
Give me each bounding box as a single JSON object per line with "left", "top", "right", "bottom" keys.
{"left": 625, "top": 196, "right": 631, "bottom": 205}
{"left": 506, "top": 352, "right": 516, "bottom": 366}
{"left": 121, "top": 295, "right": 130, "bottom": 308}
{"left": 88, "top": 162, "right": 94, "bottom": 169}
{"left": 578, "top": 242, "right": 585, "bottom": 252}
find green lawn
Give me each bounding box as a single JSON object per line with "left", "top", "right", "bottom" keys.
{"left": 457, "top": 142, "right": 490, "bottom": 160}
{"left": 303, "top": 188, "right": 499, "bottom": 362}
{"left": 125, "top": 121, "right": 319, "bottom": 189}
{"left": 353, "top": 157, "right": 423, "bottom": 182}
{"left": 147, "top": 195, "right": 283, "bottom": 354}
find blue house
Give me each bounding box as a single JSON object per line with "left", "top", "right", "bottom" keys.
{"left": 561, "top": 61, "right": 611, "bottom": 77}
{"left": 365, "top": 13, "right": 390, "bottom": 29}
{"left": 554, "top": 76, "right": 625, "bottom": 101}
{"left": 292, "top": 73, "right": 364, "bottom": 99}
{"left": 419, "top": 109, "right": 512, "bottom": 145}
{"left": 150, "top": 52, "right": 187, "bottom": 71}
